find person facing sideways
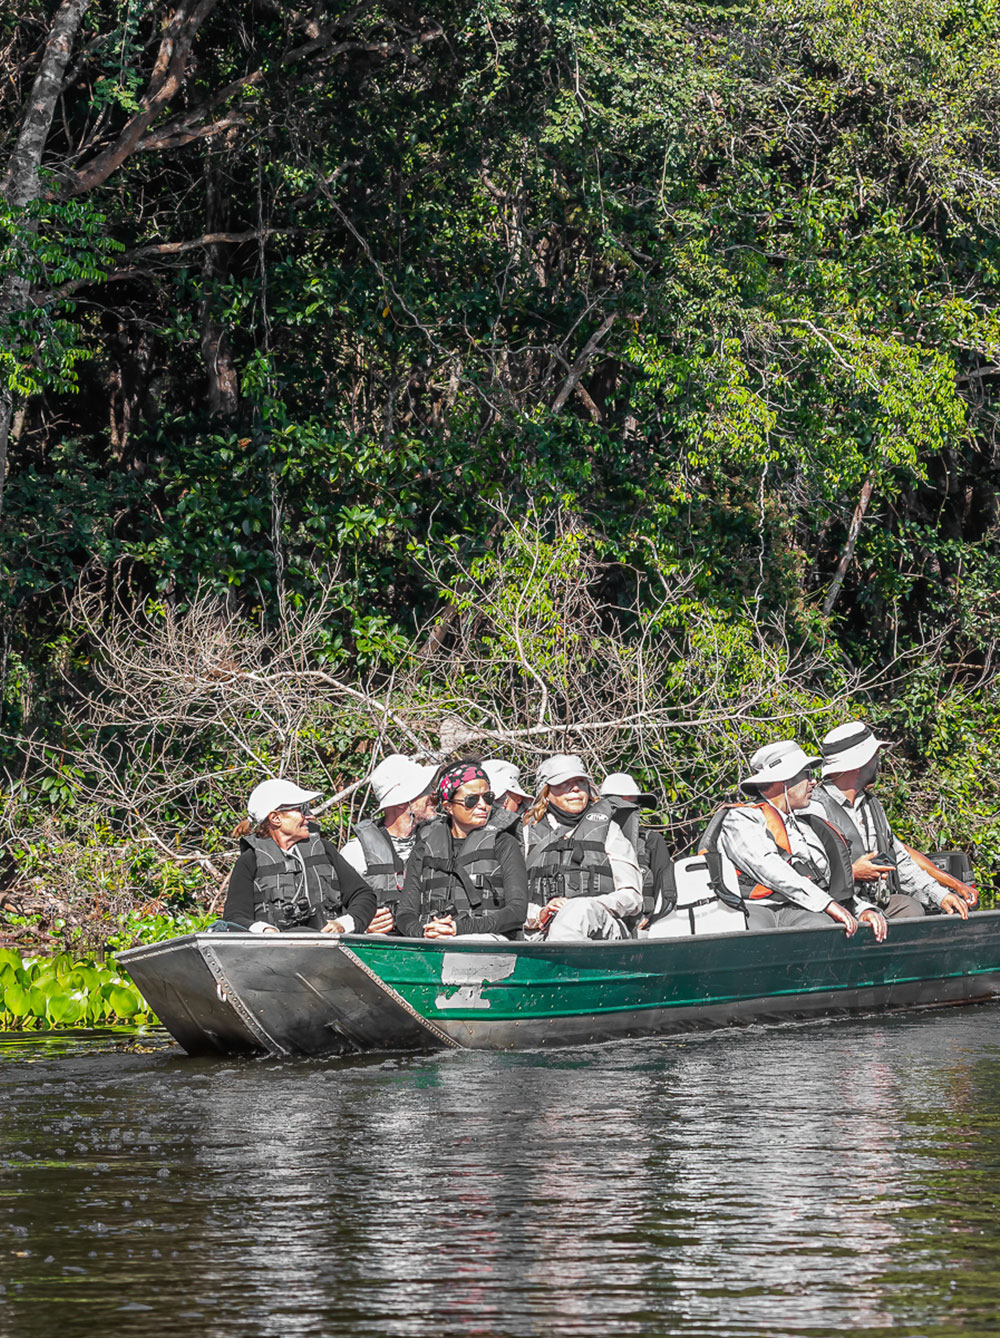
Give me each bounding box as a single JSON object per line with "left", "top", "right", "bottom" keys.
{"left": 708, "top": 740, "right": 887, "bottom": 940}
{"left": 221, "top": 779, "right": 376, "bottom": 934}
{"left": 482, "top": 759, "right": 532, "bottom": 815}
{"left": 598, "top": 772, "right": 677, "bottom": 926}
{"left": 394, "top": 761, "right": 528, "bottom": 940}
{"left": 811, "top": 722, "right": 972, "bottom": 920}
{"left": 339, "top": 754, "right": 439, "bottom": 935}
{"left": 522, "top": 754, "right": 642, "bottom": 942}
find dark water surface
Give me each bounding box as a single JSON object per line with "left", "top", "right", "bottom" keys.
{"left": 3, "top": 1007, "right": 1000, "bottom": 1338}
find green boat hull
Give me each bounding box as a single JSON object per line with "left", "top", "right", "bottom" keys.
{"left": 118, "top": 911, "right": 1000, "bottom": 1057}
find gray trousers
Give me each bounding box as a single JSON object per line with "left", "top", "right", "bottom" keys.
{"left": 879, "top": 892, "right": 925, "bottom": 919}
{"left": 746, "top": 902, "right": 831, "bottom": 931}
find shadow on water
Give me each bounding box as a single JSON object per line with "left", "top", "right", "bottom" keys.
{"left": 3, "top": 1008, "right": 1000, "bottom": 1338}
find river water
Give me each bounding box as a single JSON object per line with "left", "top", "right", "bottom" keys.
{"left": 2, "top": 1006, "right": 1000, "bottom": 1338}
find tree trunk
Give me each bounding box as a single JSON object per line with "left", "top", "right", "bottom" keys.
{"left": 199, "top": 150, "right": 239, "bottom": 417}
{"left": 0, "top": 0, "right": 91, "bottom": 519}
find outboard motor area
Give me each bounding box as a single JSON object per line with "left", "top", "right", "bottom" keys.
{"left": 647, "top": 854, "right": 749, "bottom": 938}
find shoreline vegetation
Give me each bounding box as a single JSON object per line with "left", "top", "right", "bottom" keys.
{"left": 2, "top": 0, "right": 1000, "bottom": 1009}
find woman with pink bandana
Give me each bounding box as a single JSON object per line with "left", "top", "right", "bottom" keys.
{"left": 395, "top": 761, "right": 528, "bottom": 939}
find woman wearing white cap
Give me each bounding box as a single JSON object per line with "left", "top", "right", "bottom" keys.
{"left": 812, "top": 722, "right": 970, "bottom": 919}
{"left": 339, "top": 754, "right": 440, "bottom": 934}
{"left": 708, "top": 740, "right": 882, "bottom": 937}
{"left": 221, "top": 779, "right": 376, "bottom": 934}
{"left": 522, "top": 755, "right": 642, "bottom": 941}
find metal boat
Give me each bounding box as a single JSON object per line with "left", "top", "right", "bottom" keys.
{"left": 117, "top": 911, "right": 1000, "bottom": 1057}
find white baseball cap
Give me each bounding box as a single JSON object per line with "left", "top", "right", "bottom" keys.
{"left": 599, "top": 772, "right": 657, "bottom": 807}
{"left": 820, "top": 722, "right": 891, "bottom": 777}
{"left": 482, "top": 759, "right": 531, "bottom": 800}
{"left": 369, "top": 754, "right": 438, "bottom": 809}
{"left": 536, "top": 754, "right": 592, "bottom": 789}
{"left": 247, "top": 779, "right": 321, "bottom": 824}
{"left": 740, "top": 741, "right": 821, "bottom": 791}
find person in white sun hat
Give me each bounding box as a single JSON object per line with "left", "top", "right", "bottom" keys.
{"left": 707, "top": 739, "right": 884, "bottom": 937}
{"left": 599, "top": 772, "right": 676, "bottom": 925}
{"left": 220, "top": 778, "right": 376, "bottom": 934}
{"left": 521, "top": 754, "right": 642, "bottom": 941}
{"left": 810, "top": 721, "right": 971, "bottom": 920}
{"left": 339, "top": 754, "right": 439, "bottom": 934}
{"left": 482, "top": 759, "right": 532, "bottom": 815}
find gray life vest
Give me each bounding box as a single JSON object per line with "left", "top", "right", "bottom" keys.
{"left": 810, "top": 785, "right": 898, "bottom": 908}
{"left": 524, "top": 797, "right": 637, "bottom": 902}
{"left": 241, "top": 831, "right": 343, "bottom": 931}
{"left": 354, "top": 818, "right": 407, "bottom": 907}
{"left": 416, "top": 808, "right": 521, "bottom": 919}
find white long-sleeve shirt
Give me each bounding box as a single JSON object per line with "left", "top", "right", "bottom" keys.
{"left": 717, "top": 806, "right": 833, "bottom": 914}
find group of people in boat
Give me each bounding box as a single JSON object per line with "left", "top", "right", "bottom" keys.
{"left": 216, "top": 720, "right": 977, "bottom": 943}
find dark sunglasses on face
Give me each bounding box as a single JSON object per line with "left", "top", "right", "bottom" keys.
{"left": 451, "top": 791, "right": 495, "bottom": 810}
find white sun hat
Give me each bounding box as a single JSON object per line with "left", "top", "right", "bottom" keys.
{"left": 536, "top": 754, "right": 592, "bottom": 789}
{"left": 599, "top": 772, "right": 657, "bottom": 808}
{"left": 820, "top": 721, "right": 892, "bottom": 777}
{"left": 482, "top": 760, "right": 531, "bottom": 800}
{"left": 369, "top": 755, "right": 437, "bottom": 809}
{"left": 247, "top": 779, "right": 321, "bottom": 823}
{"left": 740, "top": 741, "right": 821, "bottom": 792}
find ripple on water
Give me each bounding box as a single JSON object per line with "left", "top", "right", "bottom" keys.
{"left": 2, "top": 1009, "right": 1000, "bottom": 1337}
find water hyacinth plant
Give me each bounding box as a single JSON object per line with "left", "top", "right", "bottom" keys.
{"left": 0, "top": 948, "right": 152, "bottom": 1031}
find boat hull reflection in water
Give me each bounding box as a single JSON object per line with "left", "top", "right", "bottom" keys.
{"left": 117, "top": 912, "right": 1000, "bottom": 1056}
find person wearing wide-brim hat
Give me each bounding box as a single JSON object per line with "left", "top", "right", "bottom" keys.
{"left": 220, "top": 779, "right": 376, "bottom": 934}
{"left": 482, "top": 759, "right": 532, "bottom": 815}
{"left": 339, "top": 754, "right": 440, "bottom": 934}
{"left": 599, "top": 772, "right": 675, "bottom": 925}
{"left": 810, "top": 722, "right": 971, "bottom": 920}
{"left": 707, "top": 740, "right": 880, "bottom": 938}
{"left": 521, "top": 754, "right": 642, "bottom": 941}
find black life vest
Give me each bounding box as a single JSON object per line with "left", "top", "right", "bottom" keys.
{"left": 810, "top": 785, "right": 899, "bottom": 907}
{"left": 415, "top": 809, "right": 521, "bottom": 920}
{"left": 524, "top": 797, "right": 638, "bottom": 902}
{"left": 241, "top": 831, "right": 343, "bottom": 930}
{"left": 353, "top": 818, "right": 407, "bottom": 907}
{"left": 697, "top": 802, "right": 854, "bottom": 906}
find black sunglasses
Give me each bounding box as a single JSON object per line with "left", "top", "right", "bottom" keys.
{"left": 451, "top": 791, "right": 495, "bottom": 810}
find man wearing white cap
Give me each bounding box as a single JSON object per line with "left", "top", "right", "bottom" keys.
{"left": 340, "top": 754, "right": 439, "bottom": 933}
{"left": 599, "top": 772, "right": 675, "bottom": 923}
{"left": 522, "top": 754, "right": 642, "bottom": 941}
{"left": 708, "top": 740, "right": 881, "bottom": 936}
{"left": 482, "top": 759, "right": 532, "bottom": 815}
{"left": 811, "top": 722, "right": 969, "bottom": 920}
{"left": 221, "top": 778, "right": 377, "bottom": 934}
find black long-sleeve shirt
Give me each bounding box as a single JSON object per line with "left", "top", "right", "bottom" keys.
{"left": 224, "top": 838, "right": 377, "bottom": 932}
{"left": 395, "top": 827, "right": 528, "bottom": 938}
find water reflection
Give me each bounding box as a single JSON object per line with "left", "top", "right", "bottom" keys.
{"left": 2, "top": 1009, "right": 1000, "bottom": 1337}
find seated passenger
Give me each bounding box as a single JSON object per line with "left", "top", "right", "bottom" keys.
{"left": 813, "top": 722, "right": 969, "bottom": 919}
{"left": 395, "top": 762, "right": 528, "bottom": 940}
{"left": 223, "top": 779, "right": 376, "bottom": 934}
{"left": 482, "top": 759, "right": 532, "bottom": 815}
{"left": 709, "top": 740, "right": 883, "bottom": 938}
{"left": 339, "top": 754, "right": 438, "bottom": 934}
{"left": 523, "top": 755, "right": 641, "bottom": 941}
{"left": 599, "top": 772, "right": 676, "bottom": 926}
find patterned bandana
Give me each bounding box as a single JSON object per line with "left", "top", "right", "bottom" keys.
{"left": 438, "top": 763, "right": 488, "bottom": 803}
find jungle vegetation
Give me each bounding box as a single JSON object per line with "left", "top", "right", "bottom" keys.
{"left": 2, "top": 0, "right": 1000, "bottom": 940}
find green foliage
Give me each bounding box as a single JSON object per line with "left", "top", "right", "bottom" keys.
{"left": 0, "top": 946, "right": 154, "bottom": 1032}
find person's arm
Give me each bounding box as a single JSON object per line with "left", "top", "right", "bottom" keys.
{"left": 222, "top": 850, "right": 277, "bottom": 932}
{"left": 598, "top": 821, "right": 643, "bottom": 920}
{"left": 892, "top": 837, "right": 967, "bottom": 914}
{"left": 718, "top": 810, "right": 832, "bottom": 914}
{"left": 453, "top": 831, "right": 528, "bottom": 938}
{"left": 321, "top": 843, "right": 377, "bottom": 933}
{"left": 395, "top": 842, "right": 428, "bottom": 938}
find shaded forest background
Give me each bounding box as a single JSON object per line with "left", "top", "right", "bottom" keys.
{"left": 2, "top": 0, "right": 1000, "bottom": 937}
